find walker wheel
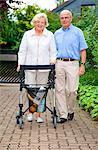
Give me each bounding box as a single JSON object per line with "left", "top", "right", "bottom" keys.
{"left": 16, "top": 117, "right": 19, "bottom": 124}
{"left": 16, "top": 112, "right": 20, "bottom": 124}
{"left": 19, "top": 118, "right": 24, "bottom": 129}
{"left": 53, "top": 115, "right": 57, "bottom": 129}
{"left": 52, "top": 107, "right": 57, "bottom": 128}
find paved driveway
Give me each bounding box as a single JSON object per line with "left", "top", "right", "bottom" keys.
{"left": 0, "top": 84, "right": 98, "bottom": 150}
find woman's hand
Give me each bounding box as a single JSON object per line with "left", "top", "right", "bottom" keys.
{"left": 17, "top": 65, "right": 20, "bottom": 72}
{"left": 50, "top": 59, "right": 56, "bottom": 64}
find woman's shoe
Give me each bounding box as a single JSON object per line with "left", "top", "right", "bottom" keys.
{"left": 27, "top": 113, "right": 33, "bottom": 122}
{"left": 37, "top": 117, "right": 44, "bottom": 123}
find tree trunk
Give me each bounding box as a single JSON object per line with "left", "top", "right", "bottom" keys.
{"left": 0, "top": 0, "right": 8, "bottom": 11}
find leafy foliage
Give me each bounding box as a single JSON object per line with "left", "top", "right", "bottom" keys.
{"left": 79, "top": 67, "right": 98, "bottom": 86}
{"left": 47, "top": 12, "right": 61, "bottom": 33}
{"left": 0, "top": 11, "right": 19, "bottom": 50}
{"left": 73, "top": 7, "right": 98, "bottom": 65}
{"left": 0, "top": 5, "right": 60, "bottom": 50}
{"left": 78, "top": 84, "right": 98, "bottom": 120}
{"left": 77, "top": 7, "right": 98, "bottom": 120}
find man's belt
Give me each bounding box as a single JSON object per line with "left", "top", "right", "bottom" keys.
{"left": 57, "top": 58, "right": 76, "bottom": 61}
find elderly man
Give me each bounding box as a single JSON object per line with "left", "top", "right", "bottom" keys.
{"left": 54, "top": 10, "right": 88, "bottom": 123}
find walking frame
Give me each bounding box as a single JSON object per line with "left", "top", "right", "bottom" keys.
{"left": 16, "top": 65, "right": 57, "bottom": 129}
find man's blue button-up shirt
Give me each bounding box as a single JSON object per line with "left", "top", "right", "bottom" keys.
{"left": 54, "top": 24, "right": 88, "bottom": 60}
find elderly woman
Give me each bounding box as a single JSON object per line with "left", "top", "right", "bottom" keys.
{"left": 17, "top": 13, "right": 56, "bottom": 123}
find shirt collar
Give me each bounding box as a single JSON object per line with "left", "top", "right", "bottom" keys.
{"left": 30, "top": 28, "right": 48, "bottom": 37}
{"left": 62, "top": 24, "right": 72, "bottom": 31}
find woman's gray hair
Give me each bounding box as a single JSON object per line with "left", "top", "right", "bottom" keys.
{"left": 31, "top": 13, "right": 49, "bottom": 27}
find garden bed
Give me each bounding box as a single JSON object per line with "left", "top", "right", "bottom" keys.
{"left": 78, "top": 67, "right": 98, "bottom": 120}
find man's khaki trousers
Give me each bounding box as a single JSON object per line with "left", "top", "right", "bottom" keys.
{"left": 56, "top": 60, "right": 79, "bottom": 119}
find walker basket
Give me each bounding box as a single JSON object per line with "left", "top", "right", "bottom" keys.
{"left": 27, "top": 87, "right": 46, "bottom": 113}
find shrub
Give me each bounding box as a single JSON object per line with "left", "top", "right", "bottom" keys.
{"left": 78, "top": 84, "right": 98, "bottom": 120}
{"left": 73, "top": 7, "right": 98, "bottom": 65}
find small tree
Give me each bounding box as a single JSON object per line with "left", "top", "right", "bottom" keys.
{"left": 0, "top": 5, "right": 60, "bottom": 51}
{"left": 73, "top": 7, "right": 98, "bottom": 66}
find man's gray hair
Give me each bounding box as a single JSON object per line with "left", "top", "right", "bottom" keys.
{"left": 31, "top": 13, "right": 49, "bottom": 27}
{"left": 60, "top": 10, "right": 72, "bottom": 18}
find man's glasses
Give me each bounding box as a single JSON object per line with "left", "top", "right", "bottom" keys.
{"left": 60, "top": 16, "right": 70, "bottom": 20}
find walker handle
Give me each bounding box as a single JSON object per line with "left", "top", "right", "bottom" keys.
{"left": 20, "top": 65, "right": 55, "bottom": 71}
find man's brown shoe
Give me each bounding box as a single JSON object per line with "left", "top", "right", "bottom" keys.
{"left": 68, "top": 113, "right": 74, "bottom": 121}
{"left": 57, "top": 118, "right": 67, "bottom": 123}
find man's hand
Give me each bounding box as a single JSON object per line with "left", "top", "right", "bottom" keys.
{"left": 79, "top": 64, "right": 85, "bottom": 75}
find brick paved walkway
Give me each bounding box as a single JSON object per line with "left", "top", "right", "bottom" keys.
{"left": 0, "top": 84, "right": 98, "bottom": 150}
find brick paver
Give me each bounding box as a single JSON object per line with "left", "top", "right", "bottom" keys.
{"left": 0, "top": 84, "right": 98, "bottom": 150}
